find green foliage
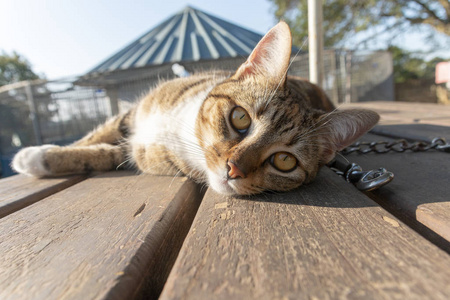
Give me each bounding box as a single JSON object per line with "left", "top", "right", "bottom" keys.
{"left": 0, "top": 51, "right": 41, "bottom": 87}
{"left": 388, "top": 46, "right": 445, "bottom": 83}
{"left": 268, "top": 0, "right": 450, "bottom": 47}
{"left": 268, "top": 0, "right": 449, "bottom": 83}
{"left": 0, "top": 51, "right": 44, "bottom": 154}
{"left": 269, "top": 0, "right": 379, "bottom": 47}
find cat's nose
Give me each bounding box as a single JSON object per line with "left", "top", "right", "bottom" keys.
{"left": 227, "top": 161, "right": 246, "bottom": 179}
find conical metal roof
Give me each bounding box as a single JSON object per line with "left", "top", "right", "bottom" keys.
{"left": 89, "top": 6, "right": 264, "bottom": 73}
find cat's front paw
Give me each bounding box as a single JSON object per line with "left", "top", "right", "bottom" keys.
{"left": 11, "top": 145, "right": 58, "bottom": 177}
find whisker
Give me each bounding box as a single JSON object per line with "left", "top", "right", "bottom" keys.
{"left": 263, "top": 37, "right": 309, "bottom": 110}
{"left": 335, "top": 152, "right": 349, "bottom": 164}
{"left": 116, "top": 158, "right": 133, "bottom": 170}
{"left": 161, "top": 114, "right": 218, "bottom": 152}
{"left": 169, "top": 169, "right": 185, "bottom": 188}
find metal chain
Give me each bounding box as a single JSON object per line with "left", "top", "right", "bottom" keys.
{"left": 342, "top": 137, "right": 450, "bottom": 155}
{"left": 333, "top": 137, "right": 449, "bottom": 191}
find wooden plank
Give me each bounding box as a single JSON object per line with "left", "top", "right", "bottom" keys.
{"left": 341, "top": 101, "right": 450, "bottom": 126}
{"left": 0, "top": 172, "right": 204, "bottom": 300}
{"left": 0, "top": 174, "right": 86, "bottom": 218}
{"left": 345, "top": 129, "right": 450, "bottom": 245}
{"left": 371, "top": 124, "right": 450, "bottom": 142}
{"left": 160, "top": 168, "right": 450, "bottom": 300}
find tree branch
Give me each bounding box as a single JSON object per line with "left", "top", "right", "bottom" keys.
{"left": 353, "top": 20, "right": 406, "bottom": 49}
{"left": 406, "top": 16, "right": 450, "bottom": 35}
{"left": 413, "top": 0, "right": 446, "bottom": 23}
{"left": 437, "top": 0, "right": 450, "bottom": 18}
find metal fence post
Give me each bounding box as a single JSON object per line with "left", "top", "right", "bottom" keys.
{"left": 106, "top": 87, "right": 120, "bottom": 115}
{"left": 329, "top": 50, "right": 339, "bottom": 105}
{"left": 308, "top": 0, "right": 324, "bottom": 87}
{"left": 25, "top": 81, "right": 43, "bottom": 145}
{"left": 345, "top": 51, "right": 353, "bottom": 103}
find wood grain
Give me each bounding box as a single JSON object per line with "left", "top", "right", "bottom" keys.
{"left": 371, "top": 124, "right": 450, "bottom": 142}
{"left": 160, "top": 168, "right": 450, "bottom": 300}
{"left": 0, "top": 172, "right": 204, "bottom": 300}
{"left": 347, "top": 130, "right": 450, "bottom": 245}
{"left": 0, "top": 174, "right": 86, "bottom": 218}
{"left": 342, "top": 101, "right": 450, "bottom": 126}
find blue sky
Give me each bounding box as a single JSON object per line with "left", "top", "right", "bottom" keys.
{"left": 1, "top": 0, "right": 274, "bottom": 79}
{"left": 1, "top": 0, "right": 449, "bottom": 79}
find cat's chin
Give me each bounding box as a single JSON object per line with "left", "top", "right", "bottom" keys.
{"left": 207, "top": 172, "right": 237, "bottom": 196}
{"left": 209, "top": 179, "right": 236, "bottom": 196}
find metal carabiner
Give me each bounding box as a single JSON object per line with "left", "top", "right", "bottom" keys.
{"left": 345, "top": 164, "right": 394, "bottom": 191}
{"left": 328, "top": 158, "right": 394, "bottom": 191}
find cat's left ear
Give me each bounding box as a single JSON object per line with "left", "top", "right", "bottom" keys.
{"left": 319, "top": 109, "right": 380, "bottom": 163}
{"left": 232, "top": 21, "right": 292, "bottom": 82}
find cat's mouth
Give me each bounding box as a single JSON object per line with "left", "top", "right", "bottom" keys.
{"left": 207, "top": 171, "right": 237, "bottom": 195}
{"left": 215, "top": 178, "right": 236, "bottom": 195}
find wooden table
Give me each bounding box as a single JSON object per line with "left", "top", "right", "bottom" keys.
{"left": 1, "top": 122, "right": 449, "bottom": 299}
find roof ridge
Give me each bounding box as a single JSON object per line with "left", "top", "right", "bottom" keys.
{"left": 87, "top": 6, "right": 264, "bottom": 74}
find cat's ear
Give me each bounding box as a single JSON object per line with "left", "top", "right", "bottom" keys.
{"left": 319, "top": 109, "right": 380, "bottom": 163}
{"left": 232, "top": 21, "right": 292, "bottom": 82}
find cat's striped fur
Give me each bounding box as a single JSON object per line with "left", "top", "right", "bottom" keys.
{"left": 12, "top": 22, "right": 379, "bottom": 195}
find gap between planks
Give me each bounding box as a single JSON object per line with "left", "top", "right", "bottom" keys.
{"left": 0, "top": 172, "right": 205, "bottom": 300}
{"left": 160, "top": 168, "right": 450, "bottom": 300}
{"left": 0, "top": 174, "right": 87, "bottom": 218}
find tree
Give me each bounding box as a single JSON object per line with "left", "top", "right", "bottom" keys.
{"left": 0, "top": 51, "right": 41, "bottom": 87}
{"left": 0, "top": 51, "right": 45, "bottom": 154}
{"left": 268, "top": 0, "right": 450, "bottom": 48}
{"left": 382, "top": 0, "right": 450, "bottom": 36}
{"left": 388, "top": 45, "right": 445, "bottom": 83}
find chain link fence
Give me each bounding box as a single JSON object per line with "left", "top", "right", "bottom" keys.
{"left": 287, "top": 50, "right": 394, "bottom": 104}
{"left": 0, "top": 50, "right": 393, "bottom": 177}
{"left": 104, "top": 50, "right": 393, "bottom": 109}
{"left": 0, "top": 79, "right": 111, "bottom": 177}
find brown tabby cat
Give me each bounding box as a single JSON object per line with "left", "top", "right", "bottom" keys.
{"left": 12, "top": 22, "right": 379, "bottom": 195}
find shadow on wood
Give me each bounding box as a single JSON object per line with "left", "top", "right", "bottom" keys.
{"left": 108, "top": 179, "right": 206, "bottom": 300}
{"left": 237, "top": 168, "right": 379, "bottom": 209}
{"left": 346, "top": 126, "right": 450, "bottom": 252}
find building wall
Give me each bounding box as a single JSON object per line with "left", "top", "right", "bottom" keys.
{"left": 112, "top": 50, "right": 394, "bottom": 109}
{"left": 395, "top": 79, "right": 439, "bottom": 103}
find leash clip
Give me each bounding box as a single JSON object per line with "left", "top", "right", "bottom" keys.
{"left": 328, "top": 158, "right": 394, "bottom": 191}
{"left": 345, "top": 163, "right": 394, "bottom": 191}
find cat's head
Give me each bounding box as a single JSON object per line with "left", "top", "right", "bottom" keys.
{"left": 196, "top": 22, "right": 379, "bottom": 195}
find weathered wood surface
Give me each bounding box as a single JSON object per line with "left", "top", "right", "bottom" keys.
{"left": 347, "top": 125, "right": 450, "bottom": 244}
{"left": 0, "top": 174, "right": 86, "bottom": 218}
{"left": 342, "top": 101, "right": 450, "bottom": 126}
{"left": 371, "top": 124, "right": 450, "bottom": 142}
{"left": 160, "top": 168, "right": 450, "bottom": 300}
{"left": 0, "top": 172, "right": 204, "bottom": 300}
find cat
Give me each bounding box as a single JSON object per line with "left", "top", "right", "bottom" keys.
{"left": 11, "top": 22, "right": 379, "bottom": 196}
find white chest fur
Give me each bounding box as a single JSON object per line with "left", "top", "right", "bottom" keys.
{"left": 131, "top": 88, "right": 213, "bottom": 172}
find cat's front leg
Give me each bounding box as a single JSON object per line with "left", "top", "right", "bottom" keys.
{"left": 12, "top": 145, "right": 58, "bottom": 177}
{"left": 12, "top": 144, "right": 125, "bottom": 177}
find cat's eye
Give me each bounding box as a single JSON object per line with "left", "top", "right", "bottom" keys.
{"left": 271, "top": 152, "right": 297, "bottom": 172}
{"left": 230, "top": 106, "right": 251, "bottom": 133}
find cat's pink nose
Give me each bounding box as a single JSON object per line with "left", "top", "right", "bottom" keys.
{"left": 227, "top": 161, "right": 246, "bottom": 179}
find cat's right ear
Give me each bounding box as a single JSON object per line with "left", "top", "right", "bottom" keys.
{"left": 232, "top": 21, "right": 292, "bottom": 82}
{"left": 318, "top": 109, "right": 380, "bottom": 163}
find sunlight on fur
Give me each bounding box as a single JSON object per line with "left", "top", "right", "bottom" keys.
{"left": 11, "top": 22, "right": 379, "bottom": 196}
